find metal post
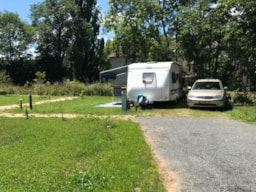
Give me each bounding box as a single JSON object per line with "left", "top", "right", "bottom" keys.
{"left": 19, "top": 99, "right": 23, "bottom": 109}
{"left": 121, "top": 88, "right": 127, "bottom": 111}
{"left": 29, "top": 90, "right": 33, "bottom": 109}
{"left": 25, "top": 108, "right": 29, "bottom": 119}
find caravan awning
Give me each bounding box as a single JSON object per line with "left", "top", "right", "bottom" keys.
{"left": 99, "top": 65, "right": 128, "bottom": 80}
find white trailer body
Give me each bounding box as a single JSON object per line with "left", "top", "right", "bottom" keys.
{"left": 127, "top": 61, "right": 183, "bottom": 103}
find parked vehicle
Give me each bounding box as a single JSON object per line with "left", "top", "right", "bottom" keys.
{"left": 127, "top": 61, "right": 184, "bottom": 104}
{"left": 187, "top": 79, "right": 228, "bottom": 109}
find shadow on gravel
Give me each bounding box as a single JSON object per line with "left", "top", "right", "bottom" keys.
{"left": 151, "top": 100, "right": 187, "bottom": 109}
{"left": 150, "top": 99, "right": 233, "bottom": 112}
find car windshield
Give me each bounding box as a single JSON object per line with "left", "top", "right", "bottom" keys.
{"left": 192, "top": 82, "right": 220, "bottom": 90}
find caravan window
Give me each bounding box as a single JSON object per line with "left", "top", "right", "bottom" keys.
{"left": 143, "top": 72, "right": 155, "bottom": 84}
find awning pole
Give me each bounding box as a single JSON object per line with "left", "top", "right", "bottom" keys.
{"left": 99, "top": 73, "right": 102, "bottom": 96}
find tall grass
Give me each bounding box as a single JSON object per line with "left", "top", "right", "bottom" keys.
{"left": 0, "top": 117, "right": 165, "bottom": 192}
{"left": 1, "top": 80, "right": 113, "bottom": 96}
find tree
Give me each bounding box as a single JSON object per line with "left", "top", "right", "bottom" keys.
{"left": 0, "top": 11, "right": 36, "bottom": 84}
{"left": 178, "top": 0, "right": 234, "bottom": 79}
{"left": 0, "top": 71, "right": 11, "bottom": 86}
{"left": 31, "top": 0, "right": 105, "bottom": 83}
{"left": 0, "top": 11, "right": 35, "bottom": 62}
{"left": 70, "top": 0, "right": 105, "bottom": 82}
{"left": 235, "top": 0, "right": 256, "bottom": 90}
{"left": 30, "top": 0, "right": 74, "bottom": 82}
{"left": 104, "top": 0, "right": 183, "bottom": 62}
{"left": 205, "top": 0, "right": 256, "bottom": 89}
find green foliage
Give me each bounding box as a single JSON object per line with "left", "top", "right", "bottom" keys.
{"left": 179, "top": 0, "right": 226, "bottom": 78}
{"left": 0, "top": 81, "right": 113, "bottom": 96}
{"left": 33, "top": 71, "right": 46, "bottom": 95}
{"left": 103, "top": 0, "right": 256, "bottom": 90}
{"left": 1, "top": 0, "right": 256, "bottom": 89}
{"left": 176, "top": 0, "right": 256, "bottom": 89}
{"left": 0, "top": 11, "right": 35, "bottom": 61}
{"left": 229, "top": 91, "right": 256, "bottom": 105}
{"left": 33, "top": 71, "right": 46, "bottom": 84}
{"left": 30, "top": 0, "right": 106, "bottom": 82}
{"left": 30, "top": 0, "right": 75, "bottom": 81}
{"left": 104, "top": 0, "right": 182, "bottom": 62}
{"left": 3, "top": 59, "right": 38, "bottom": 85}
{"left": 70, "top": 0, "right": 105, "bottom": 82}
{"left": 0, "top": 71, "right": 11, "bottom": 92}
{"left": 0, "top": 118, "right": 165, "bottom": 191}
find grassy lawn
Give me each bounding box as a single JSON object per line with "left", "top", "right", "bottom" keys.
{"left": 0, "top": 117, "right": 165, "bottom": 192}
{"left": 1, "top": 96, "right": 165, "bottom": 191}
{"left": 226, "top": 105, "right": 256, "bottom": 123}
{"left": 1, "top": 95, "right": 256, "bottom": 191}
{"left": 0, "top": 95, "right": 60, "bottom": 106}
{"left": 7, "top": 96, "right": 153, "bottom": 115}
{"left": 3, "top": 95, "right": 256, "bottom": 123}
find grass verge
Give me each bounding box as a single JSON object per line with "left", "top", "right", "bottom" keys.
{"left": 0, "top": 117, "right": 165, "bottom": 192}
{"left": 8, "top": 96, "right": 152, "bottom": 115}
{"left": 0, "top": 95, "right": 60, "bottom": 106}
{"left": 226, "top": 105, "right": 256, "bottom": 123}
{"left": 5, "top": 96, "right": 256, "bottom": 123}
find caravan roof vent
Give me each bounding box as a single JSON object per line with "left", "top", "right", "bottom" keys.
{"left": 147, "top": 61, "right": 157, "bottom": 64}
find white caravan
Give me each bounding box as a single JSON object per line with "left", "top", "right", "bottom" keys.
{"left": 127, "top": 61, "right": 183, "bottom": 104}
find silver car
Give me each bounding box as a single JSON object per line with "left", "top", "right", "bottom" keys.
{"left": 187, "top": 79, "right": 227, "bottom": 108}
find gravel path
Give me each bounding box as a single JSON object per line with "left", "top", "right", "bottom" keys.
{"left": 137, "top": 116, "right": 256, "bottom": 192}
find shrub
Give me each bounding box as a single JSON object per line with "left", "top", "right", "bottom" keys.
{"left": 230, "top": 90, "right": 256, "bottom": 105}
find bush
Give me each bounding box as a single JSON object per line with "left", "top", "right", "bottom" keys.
{"left": 230, "top": 90, "right": 256, "bottom": 105}
{"left": 0, "top": 90, "right": 7, "bottom": 95}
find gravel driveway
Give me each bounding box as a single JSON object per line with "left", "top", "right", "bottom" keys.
{"left": 136, "top": 116, "right": 256, "bottom": 192}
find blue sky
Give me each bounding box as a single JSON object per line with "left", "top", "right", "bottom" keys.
{"left": 0, "top": 0, "right": 111, "bottom": 37}
{"left": 0, "top": 0, "right": 43, "bottom": 23}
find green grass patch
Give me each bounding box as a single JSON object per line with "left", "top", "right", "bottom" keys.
{"left": 9, "top": 96, "right": 150, "bottom": 115}
{"left": 0, "top": 95, "right": 60, "bottom": 106}
{"left": 0, "top": 117, "right": 165, "bottom": 192}
{"left": 227, "top": 105, "right": 256, "bottom": 123}
{"left": 5, "top": 95, "right": 256, "bottom": 124}
{"left": 4, "top": 96, "right": 246, "bottom": 120}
